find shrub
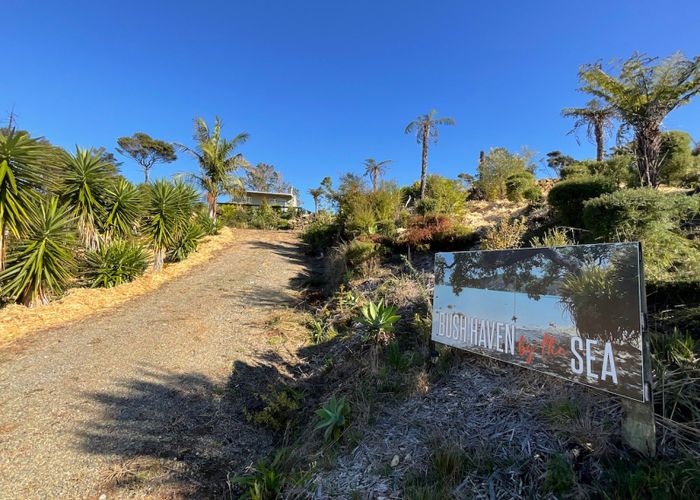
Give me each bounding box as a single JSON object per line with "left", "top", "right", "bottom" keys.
{"left": 529, "top": 227, "right": 572, "bottom": 247}
{"left": 475, "top": 147, "right": 536, "bottom": 201}
{"left": 300, "top": 215, "right": 338, "bottom": 254}
{"left": 345, "top": 239, "right": 382, "bottom": 277}
{"left": 481, "top": 217, "right": 527, "bottom": 250}
{"left": 582, "top": 190, "right": 700, "bottom": 282}
{"left": 559, "top": 163, "right": 589, "bottom": 179}
{"left": 232, "top": 450, "right": 287, "bottom": 499}
{"left": 399, "top": 215, "right": 473, "bottom": 251}
{"left": 249, "top": 201, "right": 283, "bottom": 230}
{"left": 219, "top": 204, "right": 250, "bottom": 228}
{"left": 245, "top": 385, "right": 303, "bottom": 431}
{"left": 85, "top": 240, "right": 148, "bottom": 288}
{"left": 547, "top": 175, "right": 617, "bottom": 228}
{"left": 505, "top": 170, "right": 539, "bottom": 202}
{"left": 315, "top": 395, "right": 351, "bottom": 441}
{"left": 582, "top": 189, "right": 699, "bottom": 240}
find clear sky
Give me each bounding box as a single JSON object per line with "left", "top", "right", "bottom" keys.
{"left": 4, "top": 1, "right": 700, "bottom": 209}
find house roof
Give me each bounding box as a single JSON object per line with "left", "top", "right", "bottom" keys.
{"left": 237, "top": 190, "right": 295, "bottom": 198}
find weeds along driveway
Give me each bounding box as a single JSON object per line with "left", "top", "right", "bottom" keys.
{"left": 0, "top": 230, "right": 311, "bottom": 499}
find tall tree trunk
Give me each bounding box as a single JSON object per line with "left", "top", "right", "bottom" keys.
{"left": 636, "top": 126, "right": 662, "bottom": 188}
{"left": 372, "top": 172, "right": 377, "bottom": 192}
{"left": 314, "top": 198, "right": 318, "bottom": 213}
{"left": 144, "top": 167, "right": 150, "bottom": 185}
{"left": 419, "top": 128, "right": 430, "bottom": 200}
{"left": 207, "top": 191, "right": 217, "bottom": 224}
{"left": 595, "top": 123, "right": 605, "bottom": 162}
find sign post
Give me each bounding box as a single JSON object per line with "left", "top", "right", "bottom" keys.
{"left": 432, "top": 242, "right": 655, "bottom": 455}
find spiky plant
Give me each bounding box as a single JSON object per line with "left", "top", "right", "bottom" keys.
{"left": 0, "top": 197, "right": 75, "bottom": 306}
{"left": 103, "top": 178, "right": 143, "bottom": 240}
{"left": 143, "top": 180, "right": 197, "bottom": 271}
{"left": 59, "top": 147, "right": 112, "bottom": 250}
{"left": 167, "top": 221, "right": 205, "bottom": 262}
{"left": 143, "top": 180, "right": 181, "bottom": 271}
{"left": 85, "top": 240, "right": 149, "bottom": 288}
{"left": 314, "top": 395, "right": 351, "bottom": 442}
{"left": 0, "top": 129, "right": 45, "bottom": 271}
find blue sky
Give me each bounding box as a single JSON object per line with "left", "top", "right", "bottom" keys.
{"left": 4, "top": 1, "right": 700, "bottom": 209}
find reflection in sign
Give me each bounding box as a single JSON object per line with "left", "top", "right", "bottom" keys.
{"left": 432, "top": 243, "right": 646, "bottom": 402}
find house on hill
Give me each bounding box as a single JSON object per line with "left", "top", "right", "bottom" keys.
{"left": 223, "top": 189, "right": 298, "bottom": 211}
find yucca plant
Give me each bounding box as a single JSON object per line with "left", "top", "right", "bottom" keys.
{"left": 103, "top": 178, "right": 143, "bottom": 240}
{"left": 85, "top": 240, "right": 149, "bottom": 288}
{"left": 195, "top": 210, "right": 220, "bottom": 235}
{"left": 167, "top": 221, "right": 205, "bottom": 262}
{"left": 143, "top": 179, "right": 197, "bottom": 271}
{"left": 0, "top": 129, "right": 45, "bottom": 271}
{"left": 0, "top": 197, "right": 75, "bottom": 306}
{"left": 58, "top": 147, "right": 112, "bottom": 250}
{"left": 314, "top": 394, "right": 351, "bottom": 442}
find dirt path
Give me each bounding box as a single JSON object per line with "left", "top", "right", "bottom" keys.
{"left": 0, "top": 230, "right": 309, "bottom": 499}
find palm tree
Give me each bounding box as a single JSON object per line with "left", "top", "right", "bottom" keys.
{"left": 405, "top": 110, "right": 455, "bottom": 200}
{"left": 0, "top": 197, "right": 75, "bottom": 307}
{"left": 562, "top": 99, "right": 616, "bottom": 162}
{"left": 363, "top": 158, "right": 392, "bottom": 192}
{"left": 58, "top": 147, "right": 113, "bottom": 251}
{"left": 308, "top": 187, "right": 324, "bottom": 213}
{"left": 177, "top": 117, "right": 248, "bottom": 224}
{"left": 0, "top": 129, "right": 44, "bottom": 271}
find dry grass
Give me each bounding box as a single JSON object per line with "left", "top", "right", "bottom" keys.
{"left": 461, "top": 199, "right": 528, "bottom": 232}
{"left": 0, "top": 227, "right": 238, "bottom": 348}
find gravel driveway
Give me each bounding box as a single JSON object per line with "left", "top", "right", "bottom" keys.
{"left": 0, "top": 230, "right": 309, "bottom": 499}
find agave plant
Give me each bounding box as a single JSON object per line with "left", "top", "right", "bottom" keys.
{"left": 58, "top": 147, "right": 112, "bottom": 250}
{"left": 85, "top": 240, "right": 149, "bottom": 288}
{"left": 0, "top": 197, "right": 75, "bottom": 306}
{"left": 314, "top": 394, "right": 351, "bottom": 442}
{"left": 103, "top": 178, "right": 143, "bottom": 240}
{"left": 359, "top": 298, "right": 400, "bottom": 344}
{"left": 0, "top": 129, "right": 45, "bottom": 270}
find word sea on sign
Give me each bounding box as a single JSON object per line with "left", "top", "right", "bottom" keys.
{"left": 432, "top": 243, "right": 647, "bottom": 402}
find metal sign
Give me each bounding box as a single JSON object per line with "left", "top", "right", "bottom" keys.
{"left": 432, "top": 243, "right": 648, "bottom": 402}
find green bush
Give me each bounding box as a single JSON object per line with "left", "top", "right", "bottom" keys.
{"left": 582, "top": 190, "right": 700, "bottom": 282}
{"left": 559, "top": 164, "right": 590, "bottom": 179}
{"left": 505, "top": 171, "right": 539, "bottom": 202}
{"left": 85, "top": 240, "right": 149, "bottom": 288}
{"left": 582, "top": 189, "right": 699, "bottom": 240}
{"left": 219, "top": 204, "right": 250, "bottom": 228}
{"left": 300, "top": 215, "right": 338, "bottom": 254}
{"left": 345, "top": 239, "right": 382, "bottom": 277}
{"left": 547, "top": 176, "right": 617, "bottom": 228}
{"left": 314, "top": 395, "right": 351, "bottom": 442}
